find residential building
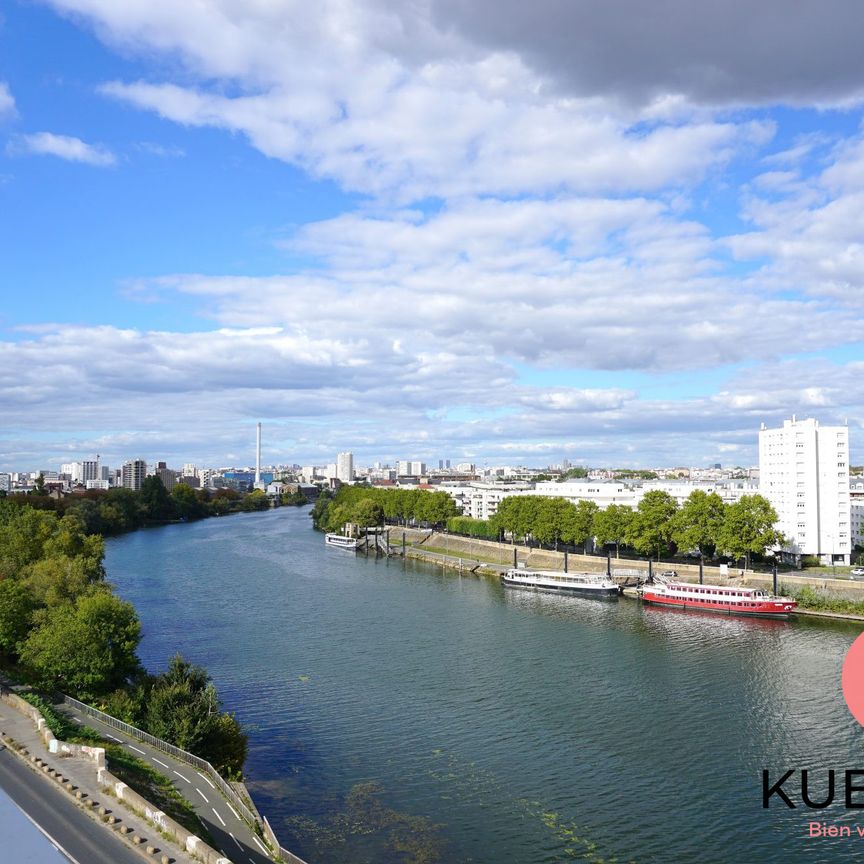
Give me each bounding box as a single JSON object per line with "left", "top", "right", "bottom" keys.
{"left": 398, "top": 460, "right": 426, "bottom": 476}
{"left": 759, "top": 416, "right": 850, "bottom": 564}
{"left": 121, "top": 459, "right": 147, "bottom": 491}
{"left": 336, "top": 452, "right": 354, "bottom": 483}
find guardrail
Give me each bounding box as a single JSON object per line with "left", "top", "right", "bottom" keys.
{"left": 61, "top": 694, "right": 259, "bottom": 831}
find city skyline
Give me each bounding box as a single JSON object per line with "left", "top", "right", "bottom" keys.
{"left": 2, "top": 2, "right": 864, "bottom": 471}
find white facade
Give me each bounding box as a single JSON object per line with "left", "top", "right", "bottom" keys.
{"left": 441, "top": 478, "right": 765, "bottom": 525}
{"left": 121, "top": 459, "right": 147, "bottom": 491}
{"left": 440, "top": 482, "right": 534, "bottom": 520}
{"left": 530, "top": 481, "right": 635, "bottom": 508}
{"left": 336, "top": 452, "right": 354, "bottom": 483}
{"left": 398, "top": 460, "right": 427, "bottom": 476}
{"left": 759, "top": 417, "right": 851, "bottom": 564}
{"left": 60, "top": 460, "right": 100, "bottom": 485}
{"left": 0, "top": 473, "right": 9, "bottom": 493}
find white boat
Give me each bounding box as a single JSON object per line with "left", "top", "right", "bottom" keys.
{"left": 325, "top": 533, "right": 358, "bottom": 550}
{"left": 501, "top": 568, "right": 619, "bottom": 599}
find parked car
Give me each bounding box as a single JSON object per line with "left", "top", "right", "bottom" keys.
{"left": 851, "top": 567, "right": 864, "bottom": 579}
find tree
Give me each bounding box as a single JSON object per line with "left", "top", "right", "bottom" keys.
{"left": 672, "top": 490, "right": 726, "bottom": 558}
{"left": 172, "top": 483, "right": 206, "bottom": 520}
{"left": 22, "top": 556, "right": 101, "bottom": 608}
{"left": 239, "top": 489, "right": 270, "bottom": 512}
{"left": 352, "top": 498, "right": 385, "bottom": 528}
{"left": 144, "top": 655, "right": 248, "bottom": 777}
{"left": 21, "top": 591, "right": 142, "bottom": 698}
{"left": 628, "top": 491, "right": 679, "bottom": 560}
{"left": 281, "top": 488, "right": 307, "bottom": 506}
{"left": 564, "top": 499, "right": 599, "bottom": 551}
{"left": 140, "top": 476, "right": 177, "bottom": 522}
{"left": 100, "top": 487, "right": 145, "bottom": 533}
{"left": 593, "top": 504, "right": 635, "bottom": 557}
{"left": 0, "top": 507, "right": 61, "bottom": 579}
{"left": 717, "top": 494, "right": 783, "bottom": 569}
{"left": 0, "top": 579, "right": 37, "bottom": 659}
{"left": 532, "top": 498, "right": 569, "bottom": 547}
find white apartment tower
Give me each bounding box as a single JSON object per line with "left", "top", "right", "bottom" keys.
{"left": 121, "top": 459, "right": 148, "bottom": 491}
{"left": 336, "top": 452, "right": 354, "bottom": 483}
{"left": 759, "top": 417, "right": 851, "bottom": 564}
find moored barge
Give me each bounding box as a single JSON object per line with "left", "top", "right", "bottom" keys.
{"left": 501, "top": 568, "right": 619, "bottom": 599}
{"left": 640, "top": 577, "right": 796, "bottom": 617}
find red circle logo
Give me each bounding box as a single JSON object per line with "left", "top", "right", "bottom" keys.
{"left": 842, "top": 633, "right": 864, "bottom": 725}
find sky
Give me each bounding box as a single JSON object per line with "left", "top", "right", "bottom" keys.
{"left": 1, "top": 0, "right": 864, "bottom": 472}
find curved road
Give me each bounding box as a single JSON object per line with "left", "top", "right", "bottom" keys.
{"left": 55, "top": 700, "right": 275, "bottom": 864}
{"left": 0, "top": 744, "right": 146, "bottom": 864}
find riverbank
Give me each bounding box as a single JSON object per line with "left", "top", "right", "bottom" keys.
{"left": 394, "top": 527, "right": 864, "bottom": 622}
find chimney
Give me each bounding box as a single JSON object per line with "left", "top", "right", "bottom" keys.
{"left": 255, "top": 422, "right": 262, "bottom": 486}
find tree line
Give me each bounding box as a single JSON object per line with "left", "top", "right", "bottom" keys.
{"left": 0, "top": 499, "right": 247, "bottom": 776}
{"left": 461, "top": 489, "right": 782, "bottom": 567}
{"left": 1, "top": 476, "right": 270, "bottom": 537}
{"left": 312, "top": 485, "right": 783, "bottom": 567}
{"left": 311, "top": 486, "right": 459, "bottom": 533}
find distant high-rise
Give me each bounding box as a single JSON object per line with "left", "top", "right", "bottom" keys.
{"left": 121, "top": 459, "right": 147, "bottom": 491}
{"left": 336, "top": 452, "right": 354, "bottom": 483}
{"left": 759, "top": 416, "right": 850, "bottom": 564}
{"left": 60, "top": 459, "right": 99, "bottom": 485}
{"left": 398, "top": 460, "right": 426, "bottom": 476}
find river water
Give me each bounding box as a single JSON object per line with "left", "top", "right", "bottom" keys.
{"left": 105, "top": 508, "right": 864, "bottom": 864}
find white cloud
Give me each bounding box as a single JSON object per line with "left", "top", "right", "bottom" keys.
{"left": 136, "top": 194, "right": 857, "bottom": 373}
{"left": 729, "top": 130, "right": 864, "bottom": 307}
{"left": 6, "top": 1, "right": 861, "bottom": 471}
{"left": 8, "top": 132, "right": 116, "bottom": 166}
{"left": 0, "top": 82, "right": 15, "bottom": 118}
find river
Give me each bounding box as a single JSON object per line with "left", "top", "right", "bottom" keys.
{"left": 105, "top": 507, "right": 864, "bottom": 864}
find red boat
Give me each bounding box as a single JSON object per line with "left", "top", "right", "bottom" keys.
{"left": 640, "top": 575, "right": 796, "bottom": 618}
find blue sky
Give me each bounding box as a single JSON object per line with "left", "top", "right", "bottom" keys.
{"left": 2, "top": 0, "right": 863, "bottom": 472}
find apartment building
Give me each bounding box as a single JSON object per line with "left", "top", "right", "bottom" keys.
{"left": 759, "top": 416, "right": 850, "bottom": 564}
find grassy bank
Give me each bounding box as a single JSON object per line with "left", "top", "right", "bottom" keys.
{"left": 783, "top": 585, "right": 864, "bottom": 616}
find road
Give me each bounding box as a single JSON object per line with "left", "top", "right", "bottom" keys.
{"left": 56, "top": 700, "right": 274, "bottom": 864}
{"left": 0, "top": 744, "right": 146, "bottom": 864}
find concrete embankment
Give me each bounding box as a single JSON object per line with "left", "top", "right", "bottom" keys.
{"left": 394, "top": 528, "right": 864, "bottom": 623}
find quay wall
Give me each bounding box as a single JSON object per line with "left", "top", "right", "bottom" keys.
{"left": 395, "top": 527, "right": 864, "bottom": 599}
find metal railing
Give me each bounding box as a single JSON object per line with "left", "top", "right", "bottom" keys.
{"left": 61, "top": 694, "right": 259, "bottom": 830}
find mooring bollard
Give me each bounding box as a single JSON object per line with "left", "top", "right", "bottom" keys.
{"left": 564, "top": 551, "right": 568, "bottom": 573}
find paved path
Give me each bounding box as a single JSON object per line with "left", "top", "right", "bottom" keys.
{"left": 54, "top": 698, "right": 274, "bottom": 864}
{"left": 0, "top": 699, "right": 195, "bottom": 864}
